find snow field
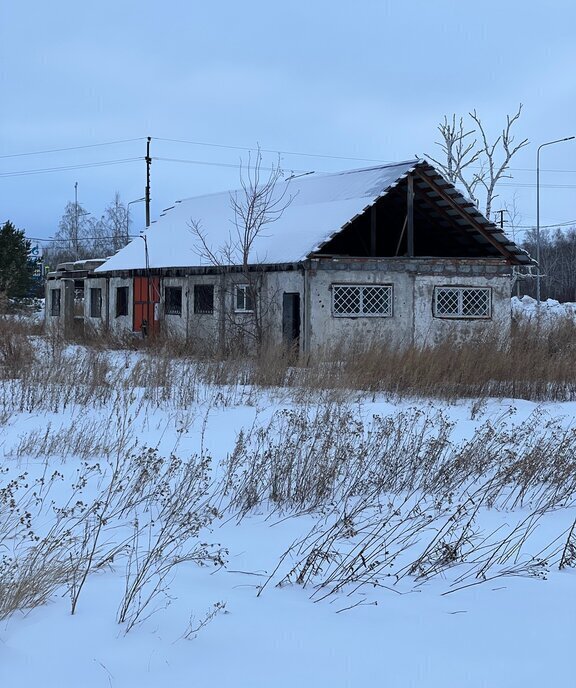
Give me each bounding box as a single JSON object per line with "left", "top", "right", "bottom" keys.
{"left": 1, "top": 342, "right": 576, "bottom": 687}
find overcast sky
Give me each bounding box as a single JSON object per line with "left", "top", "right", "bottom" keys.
{"left": 1, "top": 0, "right": 575, "bottom": 248}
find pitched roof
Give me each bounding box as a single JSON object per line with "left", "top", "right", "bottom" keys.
{"left": 95, "top": 159, "right": 531, "bottom": 272}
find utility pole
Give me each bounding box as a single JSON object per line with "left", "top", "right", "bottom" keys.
{"left": 536, "top": 136, "right": 575, "bottom": 304}
{"left": 495, "top": 209, "right": 506, "bottom": 230}
{"left": 145, "top": 136, "right": 151, "bottom": 228}
{"left": 74, "top": 181, "right": 79, "bottom": 260}
{"left": 144, "top": 137, "right": 152, "bottom": 336}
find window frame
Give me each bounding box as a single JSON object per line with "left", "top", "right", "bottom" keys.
{"left": 89, "top": 287, "right": 102, "bottom": 319}
{"left": 194, "top": 284, "right": 215, "bottom": 315}
{"left": 115, "top": 286, "right": 129, "bottom": 318}
{"left": 50, "top": 288, "right": 61, "bottom": 317}
{"left": 433, "top": 286, "right": 492, "bottom": 320}
{"left": 331, "top": 283, "right": 394, "bottom": 318}
{"left": 234, "top": 284, "right": 255, "bottom": 313}
{"left": 164, "top": 286, "right": 183, "bottom": 316}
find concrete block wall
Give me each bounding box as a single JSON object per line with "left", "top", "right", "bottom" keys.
{"left": 45, "top": 257, "right": 514, "bottom": 353}
{"left": 108, "top": 277, "right": 133, "bottom": 335}
{"left": 306, "top": 258, "right": 513, "bottom": 352}
{"left": 84, "top": 277, "right": 109, "bottom": 332}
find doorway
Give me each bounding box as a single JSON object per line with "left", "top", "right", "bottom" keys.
{"left": 133, "top": 276, "right": 160, "bottom": 335}
{"left": 282, "top": 292, "right": 300, "bottom": 350}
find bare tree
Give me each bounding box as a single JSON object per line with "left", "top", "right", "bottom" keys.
{"left": 190, "top": 148, "right": 294, "bottom": 351}
{"left": 45, "top": 194, "right": 131, "bottom": 268}
{"left": 91, "top": 193, "right": 130, "bottom": 257}
{"left": 45, "top": 201, "right": 93, "bottom": 266}
{"left": 427, "top": 105, "right": 528, "bottom": 220}
{"left": 426, "top": 114, "right": 484, "bottom": 207}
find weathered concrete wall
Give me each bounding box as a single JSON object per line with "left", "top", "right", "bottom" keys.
{"left": 155, "top": 275, "right": 221, "bottom": 349}
{"left": 307, "top": 259, "right": 414, "bottom": 352}
{"left": 44, "top": 279, "right": 75, "bottom": 335}
{"left": 45, "top": 257, "right": 514, "bottom": 352}
{"left": 259, "top": 270, "right": 304, "bottom": 348}
{"left": 108, "top": 277, "right": 133, "bottom": 335}
{"left": 413, "top": 272, "right": 511, "bottom": 347}
{"left": 306, "top": 258, "right": 512, "bottom": 352}
{"left": 161, "top": 275, "right": 188, "bottom": 338}
{"left": 186, "top": 275, "right": 220, "bottom": 346}
{"left": 84, "top": 277, "right": 109, "bottom": 332}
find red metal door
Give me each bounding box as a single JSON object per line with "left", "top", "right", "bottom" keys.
{"left": 133, "top": 276, "right": 160, "bottom": 334}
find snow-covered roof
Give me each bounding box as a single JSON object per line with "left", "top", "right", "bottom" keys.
{"left": 95, "top": 160, "right": 530, "bottom": 272}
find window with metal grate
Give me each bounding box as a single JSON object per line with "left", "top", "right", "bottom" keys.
{"left": 332, "top": 284, "right": 393, "bottom": 317}
{"left": 434, "top": 286, "right": 491, "bottom": 319}
{"left": 165, "top": 286, "right": 183, "bottom": 315}
{"left": 194, "top": 284, "right": 214, "bottom": 314}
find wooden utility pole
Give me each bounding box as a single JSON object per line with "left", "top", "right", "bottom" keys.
{"left": 145, "top": 136, "right": 151, "bottom": 227}
{"left": 74, "top": 181, "right": 79, "bottom": 259}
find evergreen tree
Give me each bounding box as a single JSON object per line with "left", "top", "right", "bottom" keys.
{"left": 0, "top": 221, "right": 33, "bottom": 308}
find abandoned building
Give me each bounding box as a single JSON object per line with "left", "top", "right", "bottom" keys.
{"left": 45, "top": 159, "right": 532, "bottom": 352}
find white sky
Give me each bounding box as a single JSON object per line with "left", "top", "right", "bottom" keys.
{"left": 1, "top": 0, "right": 575, "bottom": 247}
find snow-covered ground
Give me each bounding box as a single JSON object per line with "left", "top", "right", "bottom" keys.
{"left": 1, "top": 342, "right": 576, "bottom": 688}
{"left": 512, "top": 294, "right": 576, "bottom": 322}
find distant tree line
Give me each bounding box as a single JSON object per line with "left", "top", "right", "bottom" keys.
{"left": 43, "top": 192, "right": 133, "bottom": 269}
{"left": 519, "top": 227, "right": 576, "bottom": 302}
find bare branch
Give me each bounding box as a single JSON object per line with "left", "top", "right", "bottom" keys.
{"left": 428, "top": 105, "right": 528, "bottom": 220}
{"left": 188, "top": 146, "right": 296, "bottom": 352}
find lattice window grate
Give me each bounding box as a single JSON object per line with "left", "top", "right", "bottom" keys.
{"left": 332, "top": 284, "right": 393, "bottom": 317}
{"left": 434, "top": 287, "right": 491, "bottom": 319}
{"left": 165, "top": 286, "right": 182, "bottom": 315}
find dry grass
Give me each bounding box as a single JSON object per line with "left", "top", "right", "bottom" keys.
{"left": 0, "top": 446, "right": 224, "bottom": 623}
{"left": 221, "top": 402, "right": 576, "bottom": 600}
{"left": 0, "top": 317, "right": 38, "bottom": 379}
{"left": 2, "top": 314, "right": 576, "bottom": 620}
{"left": 2, "top": 314, "right": 576, "bottom": 416}
{"left": 25, "top": 309, "right": 576, "bottom": 402}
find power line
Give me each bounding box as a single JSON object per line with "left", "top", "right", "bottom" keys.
{"left": 504, "top": 166, "right": 576, "bottom": 174}
{"left": 153, "top": 156, "right": 312, "bottom": 174}
{"left": 0, "top": 157, "right": 143, "bottom": 178}
{"left": 0, "top": 138, "right": 145, "bottom": 160}
{"left": 510, "top": 221, "right": 576, "bottom": 232}
{"left": 27, "top": 234, "right": 141, "bottom": 243}
{"left": 496, "top": 182, "right": 576, "bottom": 189}
{"left": 3, "top": 133, "right": 576, "bottom": 173}
{"left": 154, "top": 137, "right": 394, "bottom": 164}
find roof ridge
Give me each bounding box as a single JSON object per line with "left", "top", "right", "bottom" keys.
{"left": 168, "top": 159, "right": 422, "bottom": 208}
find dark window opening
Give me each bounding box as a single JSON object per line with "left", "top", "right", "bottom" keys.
{"left": 90, "top": 288, "right": 102, "bottom": 318}
{"left": 50, "top": 288, "right": 61, "bottom": 316}
{"left": 194, "top": 284, "right": 214, "bottom": 314}
{"left": 116, "top": 286, "right": 129, "bottom": 317}
{"left": 165, "top": 286, "right": 182, "bottom": 315}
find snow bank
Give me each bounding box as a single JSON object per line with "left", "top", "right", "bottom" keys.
{"left": 512, "top": 295, "right": 576, "bottom": 322}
